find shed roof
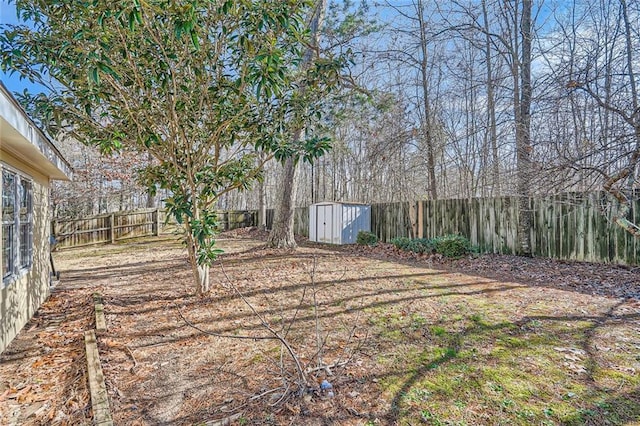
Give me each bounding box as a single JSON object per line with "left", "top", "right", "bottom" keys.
{"left": 310, "top": 201, "right": 370, "bottom": 206}
{"left": 0, "top": 81, "right": 72, "bottom": 180}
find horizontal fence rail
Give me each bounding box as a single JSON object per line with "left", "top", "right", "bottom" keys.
{"left": 52, "top": 193, "right": 640, "bottom": 266}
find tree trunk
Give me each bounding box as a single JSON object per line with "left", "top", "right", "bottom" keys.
{"left": 197, "top": 264, "right": 210, "bottom": 294}
{"left": 146, "top": 191, "right": 155, "bottom": 209}
{"left": 258, "top": 177, "right": 267, "bottom": 231}
{"left": 417, "top": 0, "right": 438, "bottom": 200}
{"left": 146, "top": 152, "right": 156, "bottom": 208}
{"left": 267, "top": 0, "right": 325, "bottom": 247}
{"left": 516, "top": 0, "right": 533, "bottom": 256}
{"left": 185, "top": 230, "right": 211, "bottom": 294}
{"left": 267, "top": 150, "right": 300, "bottom": 249}
{"left": 482, "top": 0, "right": 500, "bottom": 196}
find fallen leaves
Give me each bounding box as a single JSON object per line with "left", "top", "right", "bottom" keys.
{"left": 0, "top": 291, "right": 93, "bottom": 425}
{"left": 554, "top": 347, "right": 589, "bottom": 375}
{"left": 5, "top": 232, "right": 638, "bottom": 425}
{"left": 341, "top": 241, "right": 640, "bottom": 301}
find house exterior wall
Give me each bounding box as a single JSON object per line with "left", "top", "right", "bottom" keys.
{"left": 0, "top": 150, "right": 52, "bottom": 354}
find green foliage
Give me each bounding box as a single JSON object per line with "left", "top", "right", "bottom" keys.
{"left": 190, "top": 210, "right": 224, "bottom": 266}
{"left": 407, "top": 238, "right": 436, "bottom": 254}
{"left": 433, "top": 234, "right": 473, "bottom": 258}
{"left": 391, "top": 237, "right": 435, "bottom": 254}
{"left": 390, "top": 236, "right": 411, "bottom": 250}
{"left": 0, "top": 0, "right": 344, "bottom": 286}
{"left": 391, "top": 234, "right": 473, "bottom": 258}
{"left": 356, "top": 230, "right": 378, "bottom": 246}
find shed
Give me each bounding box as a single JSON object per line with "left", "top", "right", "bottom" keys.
{"left": 309, "top": 202, "right": 371, "bottom": 245}
{"left": 1, "top": 81, "right": 72, "bottom": 354}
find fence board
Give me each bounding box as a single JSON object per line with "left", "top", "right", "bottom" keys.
{"left": 370, "top": 202, "right": 412, "bottom": 242}
{"left": 294, "top": 207, "right": 310, "bottom": 237}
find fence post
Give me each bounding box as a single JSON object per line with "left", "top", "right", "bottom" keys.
{"left": 109, "top": 214, "right": 115, "bottom": 244}
{"left": 418, "top": 201, "right": 424, "bottom": 239}
{"left": 154, "top": 208, "right": 160, "bottom": 236}
{"left": 410, "top": 202, "right": 417, "bottom": 239}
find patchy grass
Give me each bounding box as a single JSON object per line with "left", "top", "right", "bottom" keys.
{"left": 11, "top": 234, "right": 639, "bottom": 425}
{"left": 369, "top": 296, "right": 640, "bottom": 426}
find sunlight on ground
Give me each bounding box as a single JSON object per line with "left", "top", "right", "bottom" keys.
{"left": 47, "top": 236, "right": 640, "bottom": 425}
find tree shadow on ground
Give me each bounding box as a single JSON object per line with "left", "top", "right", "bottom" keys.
{"left": 51, "top": 236, "right": 640, "bottom": 425}
{"left": 312, "top": 240, "right": 640, "bottom": 302}
{"left": 373, "top": 300, "right": 640, "bottom": 425}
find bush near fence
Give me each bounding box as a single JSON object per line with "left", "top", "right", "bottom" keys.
{"left": 51, "top": 193, "right": 640, "bottom": 266}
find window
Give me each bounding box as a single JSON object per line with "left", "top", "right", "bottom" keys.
{"left": 2, "top": 170, "right": 15, "bottom": 281}
{"left": 19, "top": 178, "right": 33, "bottom": 268}
{"left": 2, "top": 168, "right": 33, "bottom": 283}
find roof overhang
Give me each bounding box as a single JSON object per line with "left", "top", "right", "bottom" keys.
{"left": 0, "top": 81, "right": 72, "bottom": 181}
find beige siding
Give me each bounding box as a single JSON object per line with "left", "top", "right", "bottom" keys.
{"left": 0, "top": 151, "right": 51, "bottom": 354}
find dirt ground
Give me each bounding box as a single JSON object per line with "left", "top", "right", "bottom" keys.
{"left": 0, "top": 230, "right": 639, "bottom": 425}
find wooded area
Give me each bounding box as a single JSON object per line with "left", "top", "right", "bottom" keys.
{"left": 15, "top": 0, "right": 634, "bottom": 248}
{"left": 3, "top": 2, "right": 640, "bottom": 423}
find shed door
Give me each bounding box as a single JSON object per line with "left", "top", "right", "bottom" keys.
{"left": 316, "top": 204, "right": 334, "bottom": 243}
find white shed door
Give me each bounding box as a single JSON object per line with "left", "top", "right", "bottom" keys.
{"left": 316, "top": 204, "right": 334, "bottom": 243}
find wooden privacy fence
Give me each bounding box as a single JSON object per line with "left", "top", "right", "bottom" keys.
{"left": 410, "top": 193, "right": 639, "bottom": 266}
{"left": 371, "top": 202, "right": 414, "bottom": 242}
{"left": 52, "top": 209, "right": 164, "bottom": 249}
{"left": 52, "top": 193, "right": 640, "bottom": 265}
{"left": 52, "top": 208, "right": 261, "bottom": 249}
{"left": 419, "top": 197, "right": 519, "bottom": 252}
{"left": 357, "top": 194, "right": 639, "bottom": 266}
{"left": 530, "top": 193, "right": 639, "bottom": 265}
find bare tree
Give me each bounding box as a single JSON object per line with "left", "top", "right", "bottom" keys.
{"left": 380, "top": 0, "right": 443, "bottom": 199}
{"left": 553, "top": 0, "right": 640, "bottom": 236}
{"left": 416, "top": 0, "right": 439, "bottom": 199}
{"left": 516, "top": 0, "right": 533, "bottom": 255}
{"left": 481, "top": 0, "right": 501, "bottom": 195}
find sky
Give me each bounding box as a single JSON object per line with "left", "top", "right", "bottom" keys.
{"left": 0, "top": 0, "right": 47, "bottom": 95}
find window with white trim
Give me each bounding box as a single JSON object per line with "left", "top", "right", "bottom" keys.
{"left": 2, "top": 167, "right": 33, "bottom": 283}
